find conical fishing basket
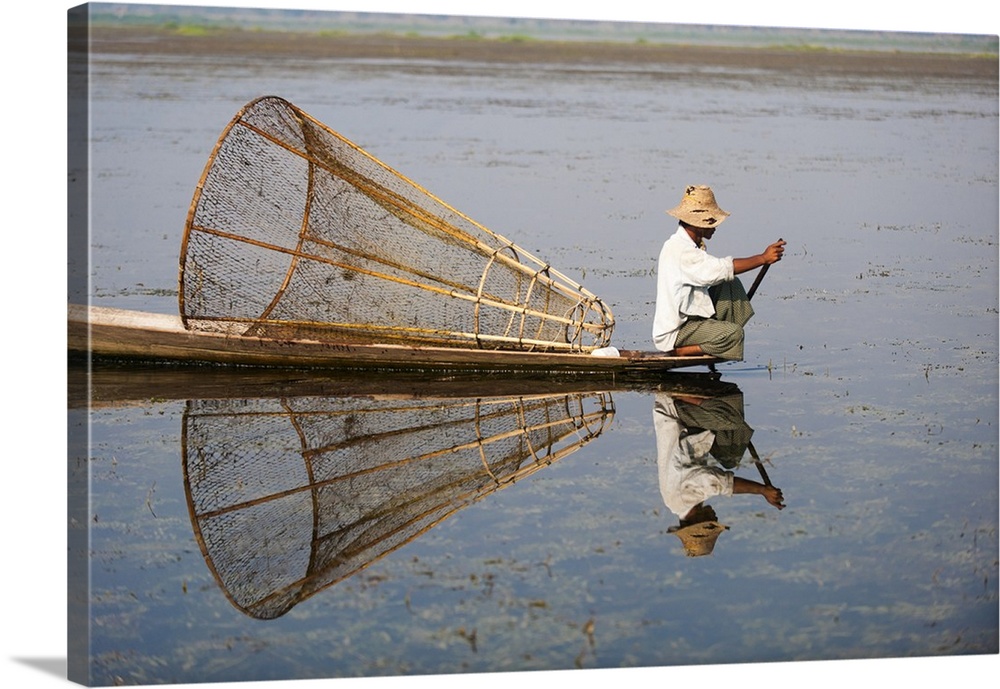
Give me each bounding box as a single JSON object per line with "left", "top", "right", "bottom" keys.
{"left": 183, "top": 391, "right": 614, "bottom": 619}
{"left": 179, "top": 96, "right": 614, "bottom": 351}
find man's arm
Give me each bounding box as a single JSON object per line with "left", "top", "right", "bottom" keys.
{"left": 733, "top": 239, "right": 786, "bottom": 275}
{"left": 733, "top": 476, "right": 785, "bottom": 509}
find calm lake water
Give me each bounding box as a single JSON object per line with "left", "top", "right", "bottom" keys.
{"left": 70, "top": 28, "right": 997, "bottom": 687}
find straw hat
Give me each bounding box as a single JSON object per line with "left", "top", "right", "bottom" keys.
{"left": 666, "top": 185, "right": 731, "bottom": 228}
{"left": 669, "top": 520, "right": 730, "bottom": 557}
{"left": 668, "top": 503, "right": 729, "bottom": 557}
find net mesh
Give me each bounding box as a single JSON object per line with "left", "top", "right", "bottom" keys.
{"left": 183, "top": 391, "right": 614, "bottom": 619}
{"left": 180, "top": 96, "right": 614, "bottom": 351}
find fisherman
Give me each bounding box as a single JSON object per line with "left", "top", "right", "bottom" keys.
{"left": 652, "top": 185, "right": 786, "bottom": 360}
{"left": 653, "top": 391, "right": 784, "bottom": 557}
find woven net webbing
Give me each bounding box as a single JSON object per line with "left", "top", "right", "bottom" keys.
{"left": 179, "top": 96, "right": 614, "bottom": 351}
{"left": 182, "top": 391, "right": 613, "bottom": 619}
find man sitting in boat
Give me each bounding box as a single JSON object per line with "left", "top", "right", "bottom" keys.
{"left": 652, "top": 185, "right": 785, "bottom": 360}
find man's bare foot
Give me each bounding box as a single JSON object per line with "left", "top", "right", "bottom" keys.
{"left": 669, "top": 345, "right": 706, "bottom": 357}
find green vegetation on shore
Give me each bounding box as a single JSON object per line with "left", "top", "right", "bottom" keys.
{"left": 73, "top": 4, "right": 998, "bottom": 58}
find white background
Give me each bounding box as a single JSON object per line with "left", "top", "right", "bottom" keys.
{"left": 4, "top": 2, "right": 997, "bottom": 688}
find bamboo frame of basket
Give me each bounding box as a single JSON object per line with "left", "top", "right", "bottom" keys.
{"left": 183, "top": 391, "right": 612, "bottom": 619}
{"left": 179, "top": 96, "right": 614, "bottom": 352}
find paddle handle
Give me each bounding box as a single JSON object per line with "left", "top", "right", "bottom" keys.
{"left": 747, "top": 264, "right": 769, "bottom": 301}
{"left": 747, "top": 441, "right": 771, "bottom": 486}
{"left": 746, "top": 237, "right": 782, "bottom": 301}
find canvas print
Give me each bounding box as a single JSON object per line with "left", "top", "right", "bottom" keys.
{"left": 66, "top": 2, "right": 997, "bottom": 687}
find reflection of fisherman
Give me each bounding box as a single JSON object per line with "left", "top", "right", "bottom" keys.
{"left": 653, "top": 391, "right": 784, "bottom": 557}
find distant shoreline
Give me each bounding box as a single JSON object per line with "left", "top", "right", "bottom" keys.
{"left": 75, "top": 25, "right": 999, "bottom": 81}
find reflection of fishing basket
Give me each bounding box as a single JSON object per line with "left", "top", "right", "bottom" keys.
{"left": 179, "top": 96, "right": 613, "bottom": 351}
{"left": 183, "top": 391, "right": 613, "bottom": 619}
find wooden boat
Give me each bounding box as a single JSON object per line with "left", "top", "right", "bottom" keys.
{"left": 68, "top": 99, "right": 750, "bottom": 380}
{"left": 68, "top": 303, "right": 721, "bottom": 376}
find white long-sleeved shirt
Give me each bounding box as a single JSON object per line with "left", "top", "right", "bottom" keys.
{"left": 652, "top": 226, "right": 735, "bottom": 352}
{"left": 653, "top": 393, "right": 735, "bottom": 518}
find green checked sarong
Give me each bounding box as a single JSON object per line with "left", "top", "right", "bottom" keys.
{"left": 674, "top": 278, "right": 754, "bottom": 361}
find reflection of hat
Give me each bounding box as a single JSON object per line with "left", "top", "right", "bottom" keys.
{"left": 666, "top": 185, "right": 730, "bottom": 228}
{"left": 668, "top": 504, "right": 729, "bottom": 557}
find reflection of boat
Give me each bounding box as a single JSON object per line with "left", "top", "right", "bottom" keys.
{"left": 72, "top": 359, "right": 737, "bottom": 618}
{"left": 68, "top": 304, "right": 721, "bottom": 375}
{"left": 68, "top": 359, "right": 738, "bottom": 411}
{"left": 182, "top": 389, "right": 614, "bottom": 619}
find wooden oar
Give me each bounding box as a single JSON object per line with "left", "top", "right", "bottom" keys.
{"left": 746, "top": 237, "right": 782, "bottom": 301}
{"left": 747, "top": 440, "right": 771, "bottom": 485}
{"left": 746, "top": 264, "right": 769, "bottom": 301}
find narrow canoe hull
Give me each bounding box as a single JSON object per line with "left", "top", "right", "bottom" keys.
{"left": 68, "top": 304, "right": 721, "bottom": 375}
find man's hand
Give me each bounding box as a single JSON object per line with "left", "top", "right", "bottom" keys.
{"left": 733, "top": 239, "right": 786, "bottom": 275}
{"left": 761, "top": 484, "right": 785, "bottom": 510}
{"left": 763, "top": 239, "right": 786, "bottom": 265}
